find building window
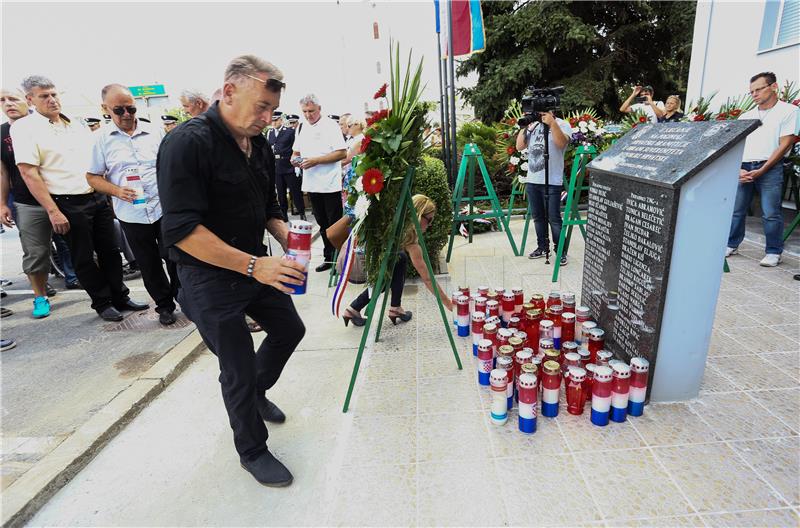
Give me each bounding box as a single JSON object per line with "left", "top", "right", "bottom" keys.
{"left": 759, "top": 0, "right": 800, "bottom": 52}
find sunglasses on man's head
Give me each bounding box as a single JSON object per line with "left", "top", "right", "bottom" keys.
{"left": 242, "top": 73, "right": 286, "bottom": 93}
{"left": 111, "top": 106, "right": 137, "bottom": 116}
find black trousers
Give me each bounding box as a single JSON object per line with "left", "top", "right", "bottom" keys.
{"left": 52, "top": 193, "right": 129, "bottom": 311}
{"left": 119, "top": 218, "right": 178, "bottom": 312}
{"left": 177, "top": 265, "right": 305, "bottom": 460}
{"left": 351, "top": 251, "right": 407, "bottom": 311}
{"left": 308, "top": 191, "right": 343, "bottom": 262}
{"left": 275, "top": 171, "right": 304, "bottom": 218}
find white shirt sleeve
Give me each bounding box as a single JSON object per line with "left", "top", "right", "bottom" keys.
{"left": 291, "top": 126, "right": 303, "bottom": 153}
{"left": 87, "top": 133, "right": 107, "bottom": 176}
{"left": 328, "top": 120, "right": 346, "bottom": 151}
{"left": 779, "top": 105, "right": 800, "bottom": 138}
{"left": 9, "top": 118, "right": 40, "bottom": 167}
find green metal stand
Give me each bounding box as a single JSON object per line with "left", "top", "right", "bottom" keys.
{"left": 551, "top": 145, "right": 596, "bottom": 282}
{"left": 328, "top": 249, "right": 339, "bottom": 288}
{"left": 783, "top": 211, "right": 800, "bottom": 241}
{"left": 342, "top": 167, "right": 462, "bottom": 413}
{"left": 445, "top": 143, "right": 520, "bottom": 262}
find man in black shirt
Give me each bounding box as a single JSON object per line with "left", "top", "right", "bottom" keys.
{"left": 266, "top": 112, "right": 304, "bottom": 221}
{"left": 157, "top": 55, "right": 306, "bottom": 488}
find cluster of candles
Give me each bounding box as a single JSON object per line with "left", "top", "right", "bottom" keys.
{"left": 451, "top": 286, "right": 649, "bottom": 434}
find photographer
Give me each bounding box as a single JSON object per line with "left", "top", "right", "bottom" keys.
{"left": 516, "top": 111, "right": 572, "bottom": 265}
{"left": 620, "top": 85, "right": 664, "bottom": 123}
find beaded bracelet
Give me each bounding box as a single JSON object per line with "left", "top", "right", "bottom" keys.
{"left": 246, "top": 256, "right": 257, "bottom": 278}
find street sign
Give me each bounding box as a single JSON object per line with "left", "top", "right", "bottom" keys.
{"left": 129, "top": 84, "right": 166, "bottom": 98}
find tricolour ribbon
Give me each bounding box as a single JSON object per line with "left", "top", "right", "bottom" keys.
{"left": 331, "top": 231, "right": 356, "bottom": 318}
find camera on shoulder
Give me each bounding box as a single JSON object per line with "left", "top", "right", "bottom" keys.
{"left": 518, "top": 86, "right": 565, "bottom": 127}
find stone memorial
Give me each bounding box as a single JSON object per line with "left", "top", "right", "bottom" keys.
{"left": 581, "top": 120, "right": 760, "bottom": 402}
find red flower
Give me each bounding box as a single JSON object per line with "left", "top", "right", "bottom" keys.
{"left": 507, "top": 164, "right": 515, "bottom": 173}
{"left": 373, "top": 83, "right": 388, "bottom": 100}
{"left": 366, "top": 109, "right": 389, "bottom": 127}
{"left": 631, "top": 123, "right": 638, "bottom": 129}
{"left": 569, "top": 118, "right": 577, "bottom": 127}
{"left": 582, "top": 114, "right": 591, "bottom": 121}
{"left": 502, "top": 133, "right": 510, "bottom": 139}
{"left": 791, "top": 99, "right": 800, "bottom": 107}
{"left": 362, "top": 168, "right": 384, "bottom": 195}
{"left": 716, "top": 113, "right": 728, "bottom": 121}
{"left": 730, "top": 109, "right": 742, "bottom": 117}
{"left": 360, "top": 134, "right": 372, "bottom": 153}
{"left": 638, "top": 116, "right": 647, "bottom": 123}
{"left": 506, "top": 146, "right": 515, "bottom": 155}
{"left": 693, "top": 115, "right": 706, "bottom": 121}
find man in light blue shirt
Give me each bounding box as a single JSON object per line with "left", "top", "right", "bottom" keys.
{"left": 86, "top": 84, "right": 178, "bottom": 325}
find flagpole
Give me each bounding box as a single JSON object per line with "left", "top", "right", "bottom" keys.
{"left": 437, "top": 34, "right": 452, "bottom": 184}
{"left": 446, "top": 0, "right": 458, "bottom": 184}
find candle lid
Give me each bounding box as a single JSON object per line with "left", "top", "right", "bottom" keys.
{"left": 576, "top": 306, "right": 591, "bottom": 316}
{"left": 518, "top": 373, "right": 537, "bottom": 389}
{"left": 630, "top": 357, "right": 650, "bottom": 372}
{"left": 521, "top": 362, "right": 537, "bottom": 376}
{"left": 471, "top": 311, "right": 485, "bottom": 321}
{"left": 483, "top": 323, "right": 497, "bottom": 333}
{"left": 497, "top": 356, "right": 513, "bottom": 368}
{"left": 562, "top": 341, "right": 578, "bottom": 352}
{"left": 288, "top": 220, "right": 313, "bottom": 233}
{"left": 569, "top": 366, "right": 586, "bottom": 382}
{"left": 561, "top": 312, "right": 576, "bottom": 321}
{"left": 540, "top": 320, "right": 554, "bottom": 328}
{"left": 543, "top": 360, "right": 560, "bottom": 375}
{"left": 612, "top": 363, "right": 631, "bottom": 378}
{"left": 589, "top": 328, "right": 606, "bottom": 339}
{"left": 478, "top": 339, "right": 493, "bottom": 350}
{"left": 498, "top": 328, "right": 513, "bottom": 338}
{"left": 564, "top": 352, "right": 581, "bottom": 363}
{"left": 508, "top": 336, "right": 523, "bottom": 347}
{"left": 490, "top": 369, "right": 507, "bottom": 384}
{"left": 539, "top": 338, "right": 554, "bottom": 350}
{"left": 502, "top": 291, "right": 515, "bottom": 300}
{"left": 498, "top": 345, "right": 515, "bottom": 358}
{"left": 593, "top": 365, "right": 613, "bottom": 381}
{"left": 457, "top": 295, "right": 469, "bottom": 303}
{"left": 515, "top": 349, "right": 533, "bottom": 361}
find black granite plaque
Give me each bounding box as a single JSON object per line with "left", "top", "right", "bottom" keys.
{"left": 581, "top": 120, "right": 760, "bottom": 391}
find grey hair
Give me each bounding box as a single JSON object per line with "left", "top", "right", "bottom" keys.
{"left": 100, "top": 83, "right": 131, "bottom": 100}
{"left": 299, "top": 93, "right": 320, "bottom": 106}
{"left": 180, "top": 89, "right": 209, "bottom": 104}
{"left": 224, "top": 55, "right": 283, "bottom": 84}
{"left": 21, "top": 75, "right": 55, "bottom": 94}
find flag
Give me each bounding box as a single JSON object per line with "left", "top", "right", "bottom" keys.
{"left": 437, "top": 0, "right": 486, "bottom": 58}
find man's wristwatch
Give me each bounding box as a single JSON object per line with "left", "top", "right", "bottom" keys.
{"left": 246, "top": 255, "right": 257, "bottom": 278}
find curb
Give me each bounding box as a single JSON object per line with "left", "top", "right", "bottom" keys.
{"left": 1, "top": 331, "right": 206, "bottom": 528}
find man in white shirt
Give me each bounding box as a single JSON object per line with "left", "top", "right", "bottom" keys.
{"left": 515, "top": 111, "right": 574, "bottom": 265}
{"left": 291, "top": 94, "right": 346, "bottom": 272}
{"left": 620, "top": 85, "right": 665, "bottom": 124}
{"left": 86, "top": 84, "right": 178, "bottom": 325}
{"left": 726, "top": 71, "right": 800, "bottom": 267}
{"left": 13, "top": 75, "right": 148, "bottom": 321}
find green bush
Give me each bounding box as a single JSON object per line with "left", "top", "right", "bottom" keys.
{"left": 456, "top": 121, "right": 500, "bottom": 175}
{"left": 409, "top": 155, "right": 452, "bottom": 276}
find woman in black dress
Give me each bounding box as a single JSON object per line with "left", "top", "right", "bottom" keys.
{"left": 659, "top": 95, "right": 685, "bottom": 122}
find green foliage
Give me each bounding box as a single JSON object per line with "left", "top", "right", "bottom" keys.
{"left": 456, "top": 121, "right": 501, "bottom": 175}
{"left": 163, "top": 107, "right": 191, "bottom": 123}
{"left": 458, "top": 1, "right": 697, "bottom": 122}
{"left": 408, "top": 155, "right": 452, "bottom": 276}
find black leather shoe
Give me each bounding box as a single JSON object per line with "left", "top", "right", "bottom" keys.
{"left": 65, "top": 280, "right": 82, "bottom": 290}
{"left": 257, "top": 397, "right": 286, "bottom": 424}
{"left": 45, "top": 282, "right": 57, "bottom": 297}
{"left": 240, "top": 450, "right": 293, "bottom": 487}
{"left": 315, "top": 262, "right": 332, "bottom": 272}
{"left": 98, "top": 306, "right": 124, "bottom": 322}
{"left": 115, "top": 299, "right": 150, "bottom": 312}
{"left": 158, "top": 310, "right": 177, "bottom": 325}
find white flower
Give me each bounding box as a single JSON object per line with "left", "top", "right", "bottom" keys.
{"left": 509, "top": 156, "right": 520, "bottom": 166}
{"left": 579, "top": 121, "right": 588, "bottom": 132}
{"left": 520, "top": 150, "right": 528, "bottom": 159}
{"left": 520, "top": 162, "right": 529, "bottom": 172}
{"left": 596, "top": 127, "right": 606, "bottom": 135}
{"left": 588, "top": 121, "right": 597, "bottom": 131}
{"left": 354, "top": 177, "right": 363, "bottom": 192}
{"left": 354, "top": 194, "right": 371, "bottom": 220}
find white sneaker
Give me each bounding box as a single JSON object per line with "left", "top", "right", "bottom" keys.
{"left": 759, "top": 254, "right": 782, "bottom": 267}
{"left": 725, "top": 247, "right": 737, "bottom": 257}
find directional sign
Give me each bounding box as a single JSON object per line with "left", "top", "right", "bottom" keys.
{"left": 129, "top": 84, "right": 166, "bottom": 98}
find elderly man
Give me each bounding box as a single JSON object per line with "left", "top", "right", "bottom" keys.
{"left": 267, "top": 112, "right": 304, "bottom": 221}
{"left": 158, "top": 55, "right": 306, "bottom": 487}
{"left": 179, "top": 89, "right": 209, "bottom": 117}
{"left": 291, "top": 94, "right": 346, "bottom": 272}
{"left": 86, "top": 84, "right": 178, "bottom": 325}
{"left": 339, "top": 112, "right": 351, "bottom": 141}
{"left": 726, "top": 71, "right": 800, "bottom": 267}
{"left": 12, "top": 75, "right": 147, "bottom": 321}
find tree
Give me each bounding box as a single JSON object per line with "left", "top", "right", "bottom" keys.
{"left": 458, "top": 1, "right": 697, "bottom": 122}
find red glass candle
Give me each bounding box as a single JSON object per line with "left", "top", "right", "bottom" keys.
{"left": 526, "top": 309, "right": 542, "bottom": 347}
{"left": 588, "top": 328, "right": 605, "bottom": 364}
{"left": 501, "top": 292, "right": 515, "bottom": 323}
{"left": 514, "top": 331, "right": 528, "bottom": 348}
{"left": 497, "top": 328, "right": 512, "bottom": 349}
{"left": 483, "top": 323, "right": 498, "bottom": 357}
{"left": 486, "top": 300, "right": 500, "bottom": 320}
{"left": 566, "top": 366, "right": 587, "bottom": 415}
{"left": 530, "top": 294, "right": 545, "bottom": 313}
{"left": 512, "top": 287, "right": 524, "bottom": 313}
{"left": 563, "top": 351, "right": 581, "bottom": 381}
{"left": 561, "top": 312, "right": 576, "bottom": 343}
{"left": 509, "top": 336, "right": 524, "bottom": 354}
{"left": 474, "top": 296, "right": 487, "bottom": 316}
{"left": 596, "top": 349, "right": 612, "bottom": 367}
{"left": 584, "top": 363, "right": 595, "bottom": 399}
{"left": 580, "top": 321, "right": 598, "bottom": 352}
{"left": 575, "top": 306, "right": 591, "bottom": 343}
{"left": 540, "top": 360, "right": 561, "bottom": 417}
{"left": 477, "top": 286, "right": 490, "bottom": 297}
{"left": 547, "top": 292, "right": 561, "bottom": 308}
{"left": 508, "top": 316, "right": 521, "bottom": 330}
{"left": 561, "top": 292, "right": 576, "bottom": 314}
{"left": 539, "top": 320, "right": 554, "bottom": 342}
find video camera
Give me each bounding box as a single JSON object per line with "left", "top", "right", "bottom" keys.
{"left": 518, "top": 86, "right": 565, "bottom": 127}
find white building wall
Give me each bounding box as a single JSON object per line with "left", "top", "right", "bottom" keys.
{"left": 687, "top": 0, "right": 800, "bottom": 108}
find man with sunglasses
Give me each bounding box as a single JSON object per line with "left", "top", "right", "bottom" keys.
{"left": 13, "top": 75, "right": 147, "bottom": 321}
{"left": 158, "top": 55, "right": 306, "bottom": 488}
{"left": 86, "top": 84, "right": 178, "bottom": 325}
{"left": 726, "top": 71, "right": 800, "bottom": 267}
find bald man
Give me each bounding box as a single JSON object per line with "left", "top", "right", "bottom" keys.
{"left": 86, "top": 84, "right": 178, "bottom": 325}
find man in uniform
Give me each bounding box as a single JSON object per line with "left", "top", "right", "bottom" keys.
{"left": 267, "top": 111, "right": 304, "bottom": 221}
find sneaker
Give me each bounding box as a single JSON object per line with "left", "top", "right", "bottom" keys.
{"left": 1, "top": 339, "right": 16, "bottom": 352}
{"left": 725, "top": 247, "right": 738, "bottom": 257}
{"left": 45, "top": 282, "right": 57, "bottom": 297}
{"left": 528, "top": 248, "right": 547, "bottom": 259}
{"left": 560, "top": 254, "right": 568, "bottom": 266}
{"left": 122, "top": 265, "right": 141, "bottom": 281}
{"left": 32, "top": 296, "right": 50, "bottom": 318}
{"left": 1, "top": 307, "right": 13, "bottom": 318}
{"left": 0, "top": 279, "right": 12, "bottom": 287}
{"left": 759, "top": 253, "right": 782, "bottom": 267}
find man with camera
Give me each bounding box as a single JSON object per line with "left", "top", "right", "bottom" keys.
{"left": 620, "top": 85, "right": 664, "bottom": 123}
{"left": 516, "top": 109, "right": 573, "bottom": 265}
